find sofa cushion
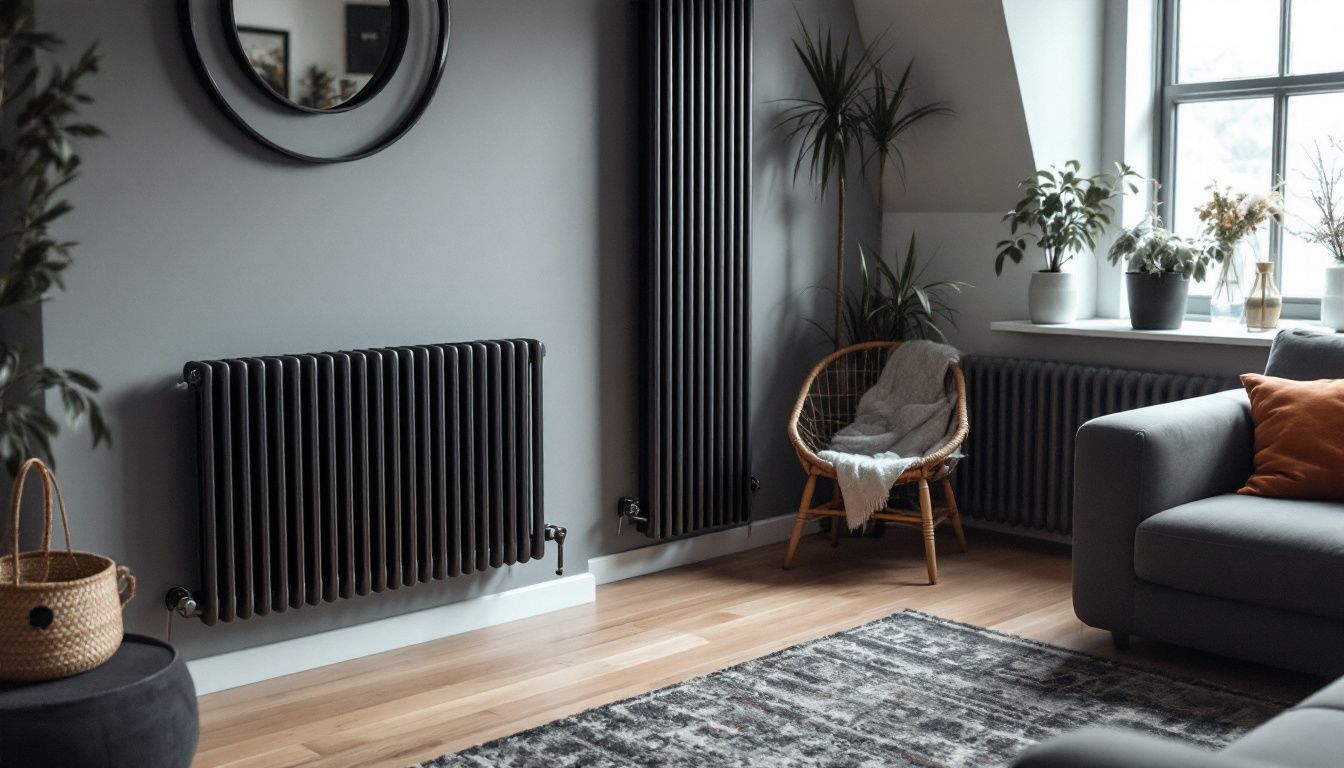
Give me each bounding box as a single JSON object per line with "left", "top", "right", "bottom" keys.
{"left": 1135, "top": 494, "right": 1344, "bottom": 621}
{"left": 1224, "top": 708, "right": 1344, "bottom": 768}
{"left": 1265, "top": 328, "right": 1344, "bottom": 381}
{"left": 1240, "top": 374, "right": 1344, "bottom": 500}
{"left": 1297, "top": 676, "right": 1344, "bottom": 712}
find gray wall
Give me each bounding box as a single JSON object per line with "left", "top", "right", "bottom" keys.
{"left": 34, "top": 0, "right": 878, "bottom": 659}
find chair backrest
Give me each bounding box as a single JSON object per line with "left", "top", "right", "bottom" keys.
{"left": 789, "top": 341, "right": 899, "bottom": 460}
{"left": 788, "top": 341, "right": 969, "bottom": 474}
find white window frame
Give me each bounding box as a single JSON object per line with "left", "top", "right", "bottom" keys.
{"left": 1157, "top": 0, "right": 1344, "bottom": 317}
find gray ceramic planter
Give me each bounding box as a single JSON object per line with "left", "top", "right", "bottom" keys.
{"left": 1126, "top": 272, "right": 1190, "bottom": 330}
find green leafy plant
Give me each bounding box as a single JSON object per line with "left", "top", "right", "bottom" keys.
{"left": 858, "top": 63, "right": 951, "bottom": 211}
{"left": 1107, "top": 214, "right": 1221, "bottom": 282}
{"left": 996, "top": 161, "right": 1140, "bottom": 275}
{"left": 778, "top": 20, "right": 951, "bottom": 349}
{"left": 0, "top": 5, "right": 109, "bottom": 475}
{"left": 814, "top": 235, "right": 968, "bottom": 346}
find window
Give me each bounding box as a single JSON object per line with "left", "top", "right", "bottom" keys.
{"left": 1160, "top": 0, "right": 1344, "bottom": 304}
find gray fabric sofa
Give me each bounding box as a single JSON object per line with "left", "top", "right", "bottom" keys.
{"left": 1010, "top": 329, "right": 1344, "bottom": 768}
{"left": 1071, "top": 328, "right": 1344, "bottom": 677}
{"left": 1011, "top": 675, "right": 1344, "bottom": 767}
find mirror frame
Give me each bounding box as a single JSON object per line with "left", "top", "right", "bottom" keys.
{"left": 178, "top": 0, "right": 450, "bottom": 163}
{"left": 223, "top": 0, "right": 410, "bottom": 115}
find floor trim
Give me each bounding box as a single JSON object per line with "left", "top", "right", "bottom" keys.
{"left": 587, "top": 513, "right": 816, "bottom": 585}
{"left": 187, "top": 573, "right": 597, "bottom": 695}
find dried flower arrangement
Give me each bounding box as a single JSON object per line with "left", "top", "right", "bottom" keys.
{"left": 1196, "top": 183, "right": 1284, "bottom": 257}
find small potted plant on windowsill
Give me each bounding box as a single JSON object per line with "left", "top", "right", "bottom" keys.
{"left": 1107, "top": 214, "right": 1220, "bottom": 330}
{"left": 996, "top": 161, "right": 1139, "bottom": 324}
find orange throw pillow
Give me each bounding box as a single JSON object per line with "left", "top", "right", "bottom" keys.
{"left": 1239, "top": 373, "right": 1344, "bottom": 500}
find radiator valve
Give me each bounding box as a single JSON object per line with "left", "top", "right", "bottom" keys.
{"left": 165, "top": 586, "right": 200, "bottom": 619}
{"left": 616, "top": 496, "right": 647, "bottom": 534}
{"left": 544, "top": 524, "right": 567, "bottom": 576}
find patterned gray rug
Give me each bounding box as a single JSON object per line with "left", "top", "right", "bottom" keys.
{"left": 418, "top": 610, "right": 1285, "bottom": 767}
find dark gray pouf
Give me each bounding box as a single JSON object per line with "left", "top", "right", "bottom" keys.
{"left": 0, "top": 634, "right": 198, "bottom": 768}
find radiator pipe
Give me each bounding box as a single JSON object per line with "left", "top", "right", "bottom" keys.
{"left": 544, "top": 524, "right": 567, "bottom": 576}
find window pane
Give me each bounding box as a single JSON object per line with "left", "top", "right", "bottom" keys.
{"left": 1289, "top": 0, "right": 1344, "bottom": 75}
{"left": 1282, "top": 92, "right": 1344, "bottom": 298}
{"left": 1177, "top": 0, "right": 1281, "bottom": 83}
{"left": 1171, "top": 98, "right": 1275, "bottom": 296}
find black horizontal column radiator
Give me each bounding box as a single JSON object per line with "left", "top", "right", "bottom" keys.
{"left": 951, "top": 355, "right": 1236, "bottom": 535}
{"left": 628, "top": 0, "right": 753, "bottom": 540}
{"left": 170, "top": 339, "right": 562, "bottom": 626}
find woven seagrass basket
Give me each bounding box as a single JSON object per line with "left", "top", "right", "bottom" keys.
{"left": 0, "top": 458, "right": 136, "bottom": 682}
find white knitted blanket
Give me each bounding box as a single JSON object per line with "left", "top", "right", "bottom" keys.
{"left": 818, "top": 341, "right": 960, "bottom": 529}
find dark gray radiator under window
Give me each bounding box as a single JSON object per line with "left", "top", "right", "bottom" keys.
{"left": 952, "top": 355, "right": 1236, "bottom": 534}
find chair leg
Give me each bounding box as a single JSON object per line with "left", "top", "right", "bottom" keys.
{"left": 783, "top": 474, "right": 818, "bottom": 570}
{"left": 918, "top": 478, "right": 938, "bottom": 585}
{"left": 942, "top": 477, "right": 968, "bottom": 553}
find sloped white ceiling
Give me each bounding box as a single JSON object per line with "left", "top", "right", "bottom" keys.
{"left": 852, "top": 0, "right": 1036, "bottom": 213}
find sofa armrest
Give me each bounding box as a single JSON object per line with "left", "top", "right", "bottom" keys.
{"left": 1072, "top": 389, "right": 1254, "bottom": 633}
{"left": 1011, "top": 728, "right": 1276, "bottom": 768}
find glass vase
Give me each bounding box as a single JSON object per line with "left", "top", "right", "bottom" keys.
{"left": 1209, "top": 240, "right": 1254, "bottom": 324}
{"left": 1245, "top": 260, "right": 1282, "bottom": 332}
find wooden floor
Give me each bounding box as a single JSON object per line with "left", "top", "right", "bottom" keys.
{"left": 194, "top": 527, "right": 1324, "bottom": 768}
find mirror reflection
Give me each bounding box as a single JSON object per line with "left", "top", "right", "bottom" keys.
{"left": 232, "top": 0, "right": 394, "bottom": 110}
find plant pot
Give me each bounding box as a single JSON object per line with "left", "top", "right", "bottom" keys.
{"left": 1028, "top": 271, "right": 1077, "bottom": 324}
{"left": 1125, "top": 272, "right": 1190, "bottom": 330}
{"left": 1322, "top": 263, "right": 1344, "bottom": 332}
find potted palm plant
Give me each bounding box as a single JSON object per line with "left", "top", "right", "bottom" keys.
{"left": 1295, "top": 139, "right": 1344, "bottom": 331}
{"left": 996, "top": 161, "right": 1138, "bottom": 324}
{"left": 1107, "top": 214, "right": 1220, "bottom": 330}
{"left": 779, "top": 19, "right": 949, "bottom": 347}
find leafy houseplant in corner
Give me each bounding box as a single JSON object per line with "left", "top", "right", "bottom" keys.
{"left": 0, "top": 6, "right": 110, "bottom": 474}
{"left": 1295, "top": 139, "right": 1344, "bottom": 331}
{"left": 1107, "top": 214, "right": 1220, "bottom": 330}
{"left": 819, "top": 234, "right": 968, "bottom": 346}
{"left": 997, "top": 161, "right": 1138, "bottom": 324}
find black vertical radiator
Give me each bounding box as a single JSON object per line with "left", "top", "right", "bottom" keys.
{"left": 622, "top": 0, "right": 754, "bottom": 540}
{"left": 951, "top": 355, "right": 1236, "bottom": 535}
{"left": 167, "top": 339, "right": 564, "bottom": 626}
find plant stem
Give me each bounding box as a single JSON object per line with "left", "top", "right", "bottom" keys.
{"left": 835, "top": 174, "right": 846, "bottom": 348}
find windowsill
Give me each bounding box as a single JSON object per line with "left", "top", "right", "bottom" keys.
{"left": 989, "top": 318, "right": 1338, "bottom": 348}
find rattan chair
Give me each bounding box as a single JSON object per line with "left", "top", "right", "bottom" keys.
{"left": 783, "top": 341, "right": 969, "bottom": 584}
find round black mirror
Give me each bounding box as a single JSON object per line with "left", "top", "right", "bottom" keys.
{"left": 227, "top": 0, "right": 408, "bottom": 113}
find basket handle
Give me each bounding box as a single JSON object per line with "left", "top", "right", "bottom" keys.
{"left": 116, "top": 565, "right": 136, "bottom": 608}
{"left": 7, "top": 458, "right": 77, "bottom": 586}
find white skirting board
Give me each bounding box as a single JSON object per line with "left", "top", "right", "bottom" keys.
{"left": 587, "top": 513, "right": 816, "bottom": 585}
{"left": 187, "top": 573, "right": 596, "bottom": 695}
{"left": 187, "top": 513, "right": 812, "bottom": 694}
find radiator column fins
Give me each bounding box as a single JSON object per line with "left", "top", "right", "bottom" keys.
{"left": 952, "top": 355, "right": 1235, "bottom": 534}
{"left": 184, "top": 339, "right": 546, "bottom": 626}
{"left": 641, "top": 0, "right": 753, "bottom": 541}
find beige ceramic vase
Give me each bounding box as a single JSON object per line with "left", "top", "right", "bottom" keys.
{"left": 1245, "top": 261, "right": 1282, "bottom": 332}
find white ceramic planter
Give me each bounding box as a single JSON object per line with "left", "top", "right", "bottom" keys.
{"left": 1028, "top": 271, "right": 1077, "bottom": 324}
{"left": 1322, "top": 263, "right": 1344, "bottom": 332}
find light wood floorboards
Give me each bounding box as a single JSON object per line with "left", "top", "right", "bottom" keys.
{"left": 194, "top": 528, "right": 1323, "bottom": 768}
